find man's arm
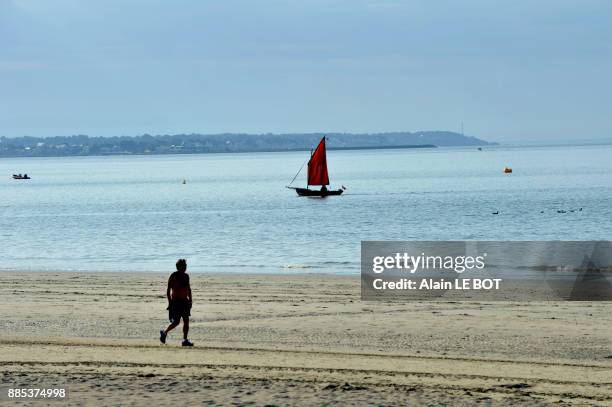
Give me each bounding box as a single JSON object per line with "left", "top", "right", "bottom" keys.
{"left": 188, "top": 278, "right": 192, "bottom": 303}
{"left": 167, "top": 275, "right": 173, "bottom": 303}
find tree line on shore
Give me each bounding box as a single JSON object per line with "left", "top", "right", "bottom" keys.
{"left": 0, "top": 131, "right": 491, "bottom": 157}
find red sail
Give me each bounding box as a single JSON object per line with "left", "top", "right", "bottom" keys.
{"left": 307, "top": 137, "right": 330, "bottom": 186}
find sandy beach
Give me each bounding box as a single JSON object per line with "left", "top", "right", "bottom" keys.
{"left": 1, "top": 271, "right": 610, "bottom": 406}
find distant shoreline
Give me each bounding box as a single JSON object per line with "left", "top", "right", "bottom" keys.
{"left": 0, "top": 131, "right": 488, "bottom": 158}
{"left": 0, "top": 143, "right": 437, "bottom": 159}
{"left": 328, "top": 144, "right": 435, "bottom": 151}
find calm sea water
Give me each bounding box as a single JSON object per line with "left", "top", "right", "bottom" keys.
{"left": 1, "top": 145, "right": 611, "bottom": 273}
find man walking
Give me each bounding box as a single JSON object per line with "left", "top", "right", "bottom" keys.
{"left": 160, "top": 259, "right": 194, "bottom": 346}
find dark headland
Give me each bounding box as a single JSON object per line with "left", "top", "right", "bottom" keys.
{"left": 0, "top": 131, "right": 494, "bottom": 158}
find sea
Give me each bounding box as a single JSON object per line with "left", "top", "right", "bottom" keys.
{"left": 1, "top": 144, "right": 611, "bottom": 274}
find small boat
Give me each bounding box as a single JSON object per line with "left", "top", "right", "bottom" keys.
{"left": 12, "top": 174, "right": 31, "bottom": 180}
{"left": 287, "top": 137, "right": 345, "bottom": 197}
{"left": 293, "top": 187, "right": 344, "bottom": 197}
{"left": 504, "top": 167, "right": 512, "bottom": 174}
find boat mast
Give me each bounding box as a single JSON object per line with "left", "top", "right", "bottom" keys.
{"left": 307, "top": 149, "right": 313, "bottom": 187}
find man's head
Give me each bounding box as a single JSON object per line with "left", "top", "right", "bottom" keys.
{"left": 176, "top": 258, "right": 187, "bottom": 273}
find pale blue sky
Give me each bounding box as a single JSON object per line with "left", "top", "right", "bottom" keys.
{"left": 1, "top": 0, "right": 611, "bottom": 143}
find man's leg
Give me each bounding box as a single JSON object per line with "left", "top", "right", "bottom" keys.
{"left": 160, "top": 318, "right": 179, "bottom": 344}
{"left": 165, "top": 320, "right": 179, "bottom": 334}
{"left": 182, "top": 317, "right": 189, "bottom": 340}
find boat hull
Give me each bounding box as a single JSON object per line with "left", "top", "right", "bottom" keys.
{"left": 294, "top": 187, "right": 344, "bottom": 197}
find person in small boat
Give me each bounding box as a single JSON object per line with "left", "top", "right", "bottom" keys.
{"left": 320, "top": 185, "right": 328, "bottom": 193}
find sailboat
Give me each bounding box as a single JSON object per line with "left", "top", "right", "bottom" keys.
{"left": 287, "top": 137, "right": 345, "bottom": 197}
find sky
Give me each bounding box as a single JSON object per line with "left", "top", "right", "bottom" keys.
{"left": 1, "top": 0, "right": 611, "bottom": 144}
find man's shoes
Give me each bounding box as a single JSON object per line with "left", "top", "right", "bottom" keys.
{"left": 159, "top": 330, "right": 167, "bottom": 344}
{"left": 182, "top": 339, "right": 194, "bottom": 347}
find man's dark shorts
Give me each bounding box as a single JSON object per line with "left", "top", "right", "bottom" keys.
{"left": 168, "top": 299, "right": 191, "bottom": 323}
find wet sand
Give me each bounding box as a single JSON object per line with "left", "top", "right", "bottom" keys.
{"left": 0, "top": 272, "right": 611, "bottom": 406}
